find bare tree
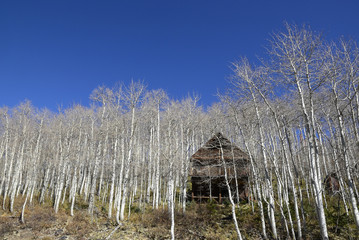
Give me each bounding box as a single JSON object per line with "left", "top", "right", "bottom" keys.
{"left": 269, "top": 23, "right": 329, "bottom": 239}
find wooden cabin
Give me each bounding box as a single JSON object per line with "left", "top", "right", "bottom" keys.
{"left": 324, "top": 173, "right": 340, "bottom": 194}
{"left": 189, "top": 132, "right": 249, "bottom": 203}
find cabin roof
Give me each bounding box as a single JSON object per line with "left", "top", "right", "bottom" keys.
{"left": 189, "top": 132, "right": 249, "bottom": 178}
{"left": 190, "top": 132, "right": 248, "bottom": 163}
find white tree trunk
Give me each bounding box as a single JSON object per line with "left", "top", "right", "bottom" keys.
{"left": 218, "top": 136, "right": 243, "bottom": 240}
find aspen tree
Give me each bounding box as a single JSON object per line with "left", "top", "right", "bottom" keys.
{"left": 222, "top": 97, "right": 268, "bottom": 239}
{"left": 216, "top": 134, "right": 243, "bottom": 240}
{"left": 326, "top": 40, "right": 359, "bottom": 228}
{"left": 269, "top": 23, "right": 329, "bottom": 239}
{"left": 108, "top": 127, "right": 118, "bottom": 218}
{"left": 119, "top": 81, "right": 146, "bottom": 221}
{"left": 230, "top": 60, "right": 278, "bottom": 238}
{"left": 20, "top": 115, "right": 44, "bottom": 223}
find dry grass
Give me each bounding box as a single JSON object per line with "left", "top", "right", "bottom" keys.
{"left": 1, "top": 194, "right": 358, "bottom": 240}
{"left": 24, "top": 205, "right": 57, "bottom": 231}
{"left": 0, "top": 216, "right": 17, "bottom": 237}
{"left": 136, "top": 203, "right": 239, "bottom": 240}
{"left": 65, "top": 212, "right": 96, "bottom": 238}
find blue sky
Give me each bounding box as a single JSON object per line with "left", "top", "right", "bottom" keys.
{"left": 1, "top": 1, "right": 359, "bottom": 111}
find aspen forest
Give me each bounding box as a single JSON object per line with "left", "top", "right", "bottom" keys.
{"left": 2, "top": 24, "right": 359, "bottom": 240}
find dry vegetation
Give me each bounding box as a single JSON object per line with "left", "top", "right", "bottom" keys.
{"left": 0, "top": 195, "right": 358, "bottom": 240}
{"left": 0, "top": 197, "right": 244, "bottom": 240}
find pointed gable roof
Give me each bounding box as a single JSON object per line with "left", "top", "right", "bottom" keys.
{"left": 191, "top": 132, "right": 248, "bottom": 164}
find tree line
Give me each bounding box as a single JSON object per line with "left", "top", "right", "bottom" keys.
{"left": 1, "top": 23, "right": 359, "bottom": 239}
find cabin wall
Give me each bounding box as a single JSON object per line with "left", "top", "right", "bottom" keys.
{"left": 191, "top": 175, "right": 248, "bottom": 201}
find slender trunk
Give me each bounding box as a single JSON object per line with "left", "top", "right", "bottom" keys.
{"left": 235, "top": 114, "right": 267, "bottom": 239}
{"left": 218, "top": 136, "right": 243, "bottom": 240}
{"left": 252, "top": 92, "right": 277, "bottom": 239}
{"left": 155, "top": 104, "right": 161, "bottom": 209}
{"left": 120, "top": 107, "right": 137, "bottom": 221}
{"left": 108, "top": 133, "right": 118, "bottom": 219}
{"left": 115, "top": 138, "right": 125, "bottom": 224}
{"left": 293, "top": 76, "right": 328, "bottom": 239}
{"left": 337, "top": 111, "right": 359, "bottom": 228}
{"left": 168, "top": 162, "right": 175, "bottom": 240}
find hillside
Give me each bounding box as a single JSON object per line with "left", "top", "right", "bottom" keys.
{"left": 1, "top": 196, "right": 357, "bottom": 240}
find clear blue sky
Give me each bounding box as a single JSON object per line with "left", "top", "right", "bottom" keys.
{"left": 1, "top": 0, "right": 359, "bottom": 111}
